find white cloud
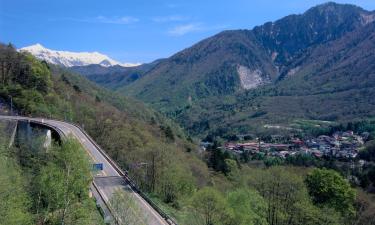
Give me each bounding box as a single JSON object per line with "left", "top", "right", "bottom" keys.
{"left": 152, "top": 15, "right": 188, "bottom": 23}
{"left": 168, "top": 23, "right": 203, "bottom": 36}
{"left": 63, "top": 16, "right": 139, "bottom": 25}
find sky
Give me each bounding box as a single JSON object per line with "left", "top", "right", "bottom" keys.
{"left": 1, "top": 0, "right": 375, "bottom": 63}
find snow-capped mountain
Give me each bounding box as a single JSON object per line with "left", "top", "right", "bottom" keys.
{"left": 20, "top": 44, "right": 140, "bottom": 67}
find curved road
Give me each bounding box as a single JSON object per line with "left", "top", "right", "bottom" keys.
{"left": 0, "top": 115, "right": 171, "bottom": 225}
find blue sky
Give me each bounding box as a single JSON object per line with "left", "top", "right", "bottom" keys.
{"left": 1, "top": 0, "right": 375, "bottom": 63}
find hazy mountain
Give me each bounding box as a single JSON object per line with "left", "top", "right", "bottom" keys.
{"left": 69, "top": 59, "right": 162, "bottom": 89}
{"left": 20, "top": 43, "right": 140, "bottom": 67}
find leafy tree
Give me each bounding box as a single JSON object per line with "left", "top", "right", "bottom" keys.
{"left": 226, "top": 189, "right": 267, "bottom": 225}
{"left": 286, "top": 154, "right": 320, "bottom": 167}
{"left": 245, "top": 167, "right": 342, "bottom": 225}
{"left": 157, "top": 162, "right": 195, "bottom": 206}
{"left": 34, "top": 138, "right": 93, "bottom": 224}
{"left": 0, "top": 143, "right": 32, "bottom": 225}
{"left": 305, "top": 168, "right": 356, "bottom": 215}
{"left": 263, "top": 156, "right": 284, "bottom": 167}
{"left": 207, "top": 145, "right": 233, "bottom": 173}
{"left": 224, "top": 159, "right": 240, "bottom": 182}
{"left": 190, "top": 187, "right": 232, "bottom": 225}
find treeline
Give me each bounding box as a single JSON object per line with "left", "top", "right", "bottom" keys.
{"left": 0, "top": 123, "right": 102, "bottom": 225}
{"left": 190, "top": 146, "right": 375, "bottom": 225}
{"left": 304, "top": 119, "right": 375, "bottom": 140}
{"left": 180, "top": 166, "right": 362, "bottom": 225}
{"left": 0, "top": 43, "right": 69, "bottom": 117}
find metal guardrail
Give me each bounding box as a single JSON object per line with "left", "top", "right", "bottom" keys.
{"left": 72, "top": 123, "right": 178, "bottom": 225}
{"left": 92, "top": 181, "right": 120, "bottom": 225}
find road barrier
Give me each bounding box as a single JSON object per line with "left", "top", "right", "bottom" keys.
{"left": 73, "top": 123, "right": 178, "bottom": 225}
{"left": 92, "top": 181, "right": 120, "bottom": 225}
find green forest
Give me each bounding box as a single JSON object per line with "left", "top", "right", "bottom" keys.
{"left": 1, "top": 43, "right": 375, "bottom": 225}
{"left": 0, "top": 122, "right": 103, "bottom": 225}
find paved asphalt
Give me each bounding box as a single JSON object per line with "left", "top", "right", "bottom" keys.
{"left": 0, "top": 115, "right": 170, "bottom": 225}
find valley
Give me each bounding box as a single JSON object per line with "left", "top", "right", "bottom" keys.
{"left": 3, "top": 1, "right": 375, "bottom": 225}
{"left": 51, "top": 2, "right": 375, "bottom": 140}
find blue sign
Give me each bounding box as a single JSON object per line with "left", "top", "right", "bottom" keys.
{"left": 93, "top": 163, "right": 103, "bottom": 171}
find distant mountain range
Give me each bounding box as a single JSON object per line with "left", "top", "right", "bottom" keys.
{"left": 20, "top": 44, "right": 140, "bottom": 67}
{"left": 49, "top": 2, "right": 375, "bottom": 138}
{"left": 68, "top": 61, "right": 161, "bottom": 90}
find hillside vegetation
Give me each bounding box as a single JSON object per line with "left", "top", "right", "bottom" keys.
{"left": 2, "top": 41, "right": 375, "bottom": 224}
{"left": 75, "top": 3, "right": 375, "bottom": 138}
{"left": 0, "top": 43, "right": 209, "bottom": 219}
{"left": 0, "top": 121, "right": 103, "bottom": 225}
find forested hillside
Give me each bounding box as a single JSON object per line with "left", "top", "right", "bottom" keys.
{"left": 0, "top": 43, "right": 210, "bottom": 222}
{"left": 74, "top": 2, "right": 375, "bottom": 138}
{"left": 185, "top": 16, "right": 375, "bottom": 137}
{"left": 2, "top": 42, "right": 375, "bottom": 225}
{"left": 68, "top": 62, "right": 159, "bottom": 90}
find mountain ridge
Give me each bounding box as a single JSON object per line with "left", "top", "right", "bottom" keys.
{"left": 121, "top": 2, "right": 374, "bottom": 103}
{"left": 69, "top": 2, "right": 375, "bottom": 137}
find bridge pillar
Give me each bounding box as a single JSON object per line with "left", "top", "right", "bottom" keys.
{"left": 26, "top": 120, "right": 32, "bottom": 144}
{"left": 43, "top": 129, "right": 52, "bottom": 151}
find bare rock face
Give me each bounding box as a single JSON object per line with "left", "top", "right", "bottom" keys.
{"left": 361, "top": 13, "right": 375, "bottom": 25}
{"left": 237, "top": 65, "right": 269, "bottom": 90}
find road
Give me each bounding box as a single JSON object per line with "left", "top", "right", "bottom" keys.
{"left": 0, "top": 115, "right": 171, "bottom": 225}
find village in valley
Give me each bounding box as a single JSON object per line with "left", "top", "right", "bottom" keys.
{"left": 202, "top": 130, "right": 370, "bottom": 161}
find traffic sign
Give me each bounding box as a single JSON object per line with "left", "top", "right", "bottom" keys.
{"left": 93, "top": 163, "right": 103, "bottom": 171}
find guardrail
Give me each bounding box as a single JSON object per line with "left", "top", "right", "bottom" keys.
{"left": 92, "top": 181, "right": 120, "bottom": 225}
{"left": 72, "top": 123, "right": 178, "bottom": 225}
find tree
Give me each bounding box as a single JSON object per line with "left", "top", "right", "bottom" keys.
{"left": 34, "top": 138, "right": 93, "bottom": 225}
{"left": 245, "top": 167, "right": 341, "bottom": 225}
{"left": 227, "top": 189, "right": 267, "bottom": 225}
{"left": 207, "top": 145, "right": 233, "bottom": 173}
{"left": 0, "top": 142, "right": 32, "bottom": 225}
{"left": 110, "top": 190, "right": 148, "bottom": 225}
{"left": 305, "top": 168, "right": 356, "bottom": 215}
{"left": 190, "top": 187, "right": 232, "bottom": 225}
{"left": 263, "top": 156, "right": 284, "bottom": 167}
{"left": 224, "top": 159, "right": 240, "bottom": 183}
{"left": 157, "top": 162, "right": 195, "bottom": 206}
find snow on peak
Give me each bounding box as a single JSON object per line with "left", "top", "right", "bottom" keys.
{"left": 20, "top": 44, "right": 141, "bottom": 68}
{"left": 28, "top": 43, "right": 46, "bottom": 51}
